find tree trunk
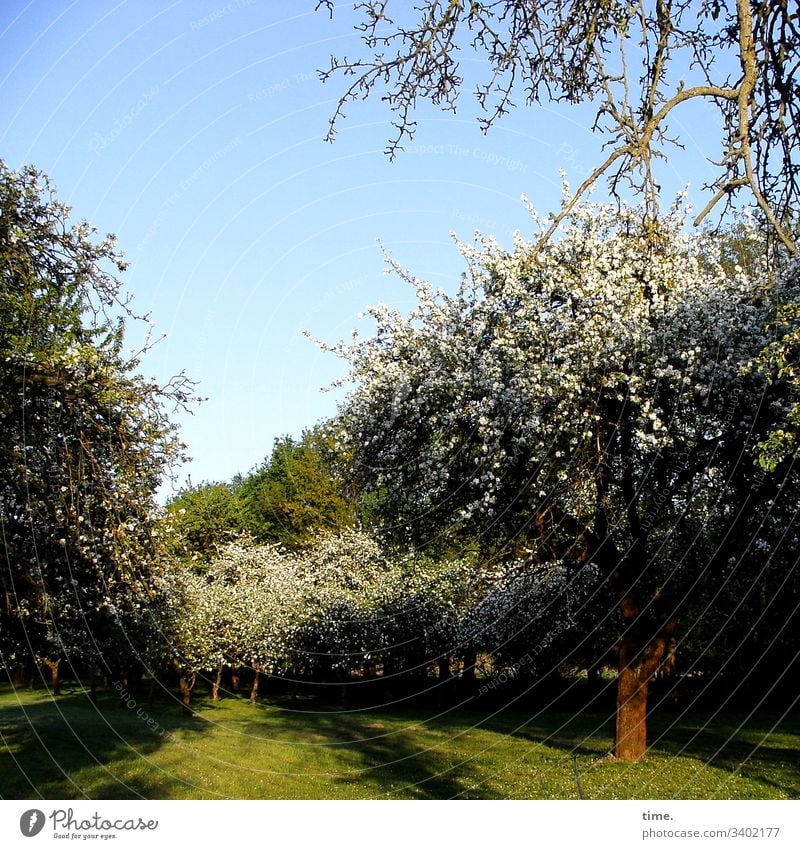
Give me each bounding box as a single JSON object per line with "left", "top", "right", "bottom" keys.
{"left": 437, "top": 657, "right": 452, "bottom": 707}
{"left": 249, "top": 665, "right": 260, "bottom": 704}
{"left": 12, "top": 663, "right": 28, "bottom": 688}
{"left": 613, "top": 622, "right": 677, "bottom": 761}
{"left": 179, "top": 672, "right": 196, "bottom": 716}
{"left": 115, "top": 674, "right": 130, "bottom": 707}
{"left": 44, "top": 658, "right": 61, "bottom": 695}
{"left": 461, "top": 651, "right": 477, "bottom": 696}
{"left": 212, "top": 664, "right": 224, "bottom": 702}
{"left": 231, "top": 666, "right": 241, "bottom": 693}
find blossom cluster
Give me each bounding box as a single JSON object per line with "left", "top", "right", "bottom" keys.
{"left": 319, "top": 199, "right": 797, "bottom": 545}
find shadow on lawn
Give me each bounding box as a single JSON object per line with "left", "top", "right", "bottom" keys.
{"left": 5, "top": 685, "right": 796, "bottom": 800}
{"left": 236, "top": 704, "right": 490, "bottom": 799}
{"left": 0, "top": 684, "right": 207, "bottom": 799}
{"left": 648, "top": 716, "right": 800, "bottom": 798}
{"left": 506, "top": 709, "right": 800, "bottom": 799}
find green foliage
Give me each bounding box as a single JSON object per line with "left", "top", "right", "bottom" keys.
{"left": 163, "top": 427, "right": 359, "bottom": 560}
{"left": 163, "top": 481, "right": 243, "bottom": 561}
{"left": 755, "top": 297, "right": 800, "bottom": 471}
{"left": 236, "top": 428, "right": 358, "bottom": 548}
{"left": 0, "top": 160, "right": 193, "bottom": 675}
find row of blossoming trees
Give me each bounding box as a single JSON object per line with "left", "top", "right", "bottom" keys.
{"left": 159, "top": 529, "right": 609, "bottom": 713}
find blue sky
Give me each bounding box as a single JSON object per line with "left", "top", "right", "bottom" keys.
{"left": 1, "top": 1, "right": 721, "bottom": 496}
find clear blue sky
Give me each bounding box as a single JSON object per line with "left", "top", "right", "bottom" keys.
{"left": 0, "top": 1, "right": 720, "bottom": 496}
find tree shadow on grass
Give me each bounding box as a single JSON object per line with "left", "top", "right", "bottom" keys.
{"left": 476, "top": 710, "right": 615, "bottom": 799}
{"left": 0, "top": 684, "right": 208, "bottom": 799}
{"left": 493, "top": 706, "right": 800, "bottom": 798}
{"left": 228, "top": 700, "right": 621, "bottom": 799}
{"left": 647, "top": 713, "right": 800, "bottom": 799}
{"left": 232, "top": 702, "right": 500, "bottom": 799}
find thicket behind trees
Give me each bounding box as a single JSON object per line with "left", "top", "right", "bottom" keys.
{"left": 0, "top": 161, "right": 193, "bottom": 687}
{"left": 164, "top": 428, "right": 358, "bottom": 561}
{"left": 238, "top": 429, "right": 359, "bottom": 547}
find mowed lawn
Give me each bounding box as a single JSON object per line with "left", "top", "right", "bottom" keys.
{"left": 0, "top": 684, "right": 798, "bottom": 800}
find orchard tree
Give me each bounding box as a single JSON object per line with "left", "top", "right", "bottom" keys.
{"left": 158, "top": 565, "right": 225, "bottom": 712}
{"left": 0, "top": 161, "right": 194, "bottom": 686}
{"left": 317, "top": 198, "right": 798, "bottom": 760}
{"left": 318, "top": 0, "right": 800, "bottom": 468}
{"left": 161, "top": 530, "right": 477, "bottom": 705}
{"left": 458, "top": 560, "right": 613, "bottom": 687}
{"left": 292, "top": 529, "right": 474, "bottom": 687}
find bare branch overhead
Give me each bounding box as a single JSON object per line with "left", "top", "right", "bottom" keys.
{"left": 319, "top": 0, "right": 799, "bottom": 253}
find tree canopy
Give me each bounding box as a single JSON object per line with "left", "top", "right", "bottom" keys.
{"left": 164, "top": 427, "right": 359, "bottom": 560}
{"left": 0, "top": 161, "right": 193, "bottom": 681}
{"left": 319, "top": 1, "right": 800, "bottom": 465}
{"left": 237, "top": 429, "right": 359, "bottom": 547}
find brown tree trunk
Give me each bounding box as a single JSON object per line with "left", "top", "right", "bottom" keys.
{"left": 249, "top": 665, "right": 260, "bottom": 704}
{"left": 44, "top": 658, "right": 61, "bottom": 695}
{"left": 613, "top": 621, "right": 677, "bottom": 761}
{"left": 12, "top": 663, "right": 27, "bottom": 688}
{"left": 212, "top": 664, "right": 224, "bottom": 702}
{"left": 179, "top": 672, "right": 196, "bottom": 716}
{"left": 231, "top": 666, "right": 241, "bottom": 693}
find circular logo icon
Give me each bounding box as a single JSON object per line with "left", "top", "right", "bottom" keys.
{"left": 19, "top": 810, "right": 46, "bottom": 837}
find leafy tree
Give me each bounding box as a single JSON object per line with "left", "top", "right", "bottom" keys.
{"left": 164, "top": 481, "right": 244, "bottom": 561}
{"left": 237, "top": 428, "right": 358, "bottom": 547}
{"left": 754, "top": 292, "right": 800, "bottom": 470}
{"left": 317, "top": 198, "right": 798, "bottom": 759}
{"left": 0, "top": 161, "right": 193, "bottom": 685}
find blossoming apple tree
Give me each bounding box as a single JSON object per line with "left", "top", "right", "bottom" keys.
{"left": 318, "top": 197, "right": 799, "bottom": 760}
{"left": 0, "top": 161, "right": 194, "bottom": 691}
{"left": 160, "top": 529, "right": 479, "bottom": 708}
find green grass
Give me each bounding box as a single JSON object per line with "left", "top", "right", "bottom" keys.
{"left": 0, "top": 683, "right": 798, "bottom": 799}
